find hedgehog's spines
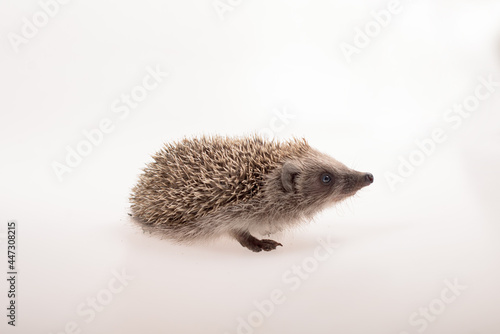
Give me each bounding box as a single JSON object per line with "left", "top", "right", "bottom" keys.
{"left": 130, "top": 135, "right": 310, "bottom": 227}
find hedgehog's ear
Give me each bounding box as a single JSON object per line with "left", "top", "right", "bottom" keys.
{"left": 281, "top": 162, "right": 300, "bottom": 192}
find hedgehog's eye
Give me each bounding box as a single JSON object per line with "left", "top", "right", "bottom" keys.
{"left": 321, "top": 173, "right": 332, "bottom": 184}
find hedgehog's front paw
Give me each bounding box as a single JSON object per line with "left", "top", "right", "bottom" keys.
{"left": 232, "top": 230, "right": 283, "bottom": 252}
{"left": 244, "top": 238, "right": 283, "bottom": 252}
{"left": 257, "top": 239, "right": 283, "bottom": 252}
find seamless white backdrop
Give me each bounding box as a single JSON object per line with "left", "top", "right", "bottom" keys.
{"left": 1, "top": 1, "right": 500, "bottom": 334}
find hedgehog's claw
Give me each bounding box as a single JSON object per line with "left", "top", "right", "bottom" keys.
{"left": 232, "top": 230, "right": 282, "bottom": 252}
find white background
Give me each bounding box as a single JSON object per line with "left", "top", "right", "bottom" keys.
{"left": 1, "top": 0, "right": 500, "bottom": 333}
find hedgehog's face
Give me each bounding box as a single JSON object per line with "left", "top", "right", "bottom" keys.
{"left": 281, "top": 155, "right": 373, "bottom": 207}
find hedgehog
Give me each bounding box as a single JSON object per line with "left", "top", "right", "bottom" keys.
{"left": 130, "top": 135, "right": 373, "bottom": 252}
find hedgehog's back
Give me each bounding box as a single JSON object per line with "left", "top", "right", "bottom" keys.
{"left": 130, "top": 135, "right": 309, "bottom": 226}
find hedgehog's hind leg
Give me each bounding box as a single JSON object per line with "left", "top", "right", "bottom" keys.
{"left": 231, "top": 230, "right": 282, "bottom": 252}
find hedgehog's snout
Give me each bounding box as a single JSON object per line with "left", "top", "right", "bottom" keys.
{"left": 344, "top": 172, "right": 373, "bottom": 194}
{"left": 363, "top": 173, "right": 374, "bottom": 185}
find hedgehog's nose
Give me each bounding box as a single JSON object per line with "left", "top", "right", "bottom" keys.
{"left": 364, "top": 173, "right": 374, "bottom": 185}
